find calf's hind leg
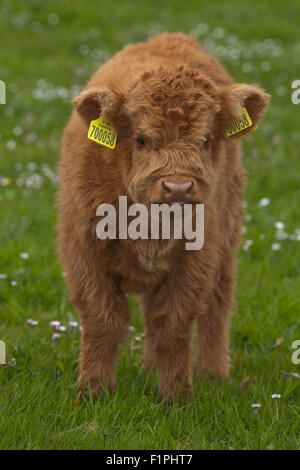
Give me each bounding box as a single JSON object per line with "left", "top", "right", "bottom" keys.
{"left": 141, "top": 289, "right": 195, "bottom": 401}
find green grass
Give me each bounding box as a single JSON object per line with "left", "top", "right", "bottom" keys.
{"left": 0, "top": 0, "right": 300, "bottom": 450}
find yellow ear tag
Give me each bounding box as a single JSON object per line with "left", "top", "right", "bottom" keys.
{"left": 225, "top": 107, "right": 257, "bottom": 138}
{"left": 88, "top": 116, "right": 117, "bottom": 149}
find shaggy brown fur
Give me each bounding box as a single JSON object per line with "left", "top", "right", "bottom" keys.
{"left": 57, "top": 33, "right": 270, "bottom": 401}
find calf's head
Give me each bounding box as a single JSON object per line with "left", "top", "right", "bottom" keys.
{"left": 73, "top": 66, "right": 269, "bottom": 206}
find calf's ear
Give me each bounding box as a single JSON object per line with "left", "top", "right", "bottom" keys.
{"left": 217, "top": 84, "right": 270, "bottom": 139}
{"left": 72, "top": 87, "right": 123, "bottom": 125}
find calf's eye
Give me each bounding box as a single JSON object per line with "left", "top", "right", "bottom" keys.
{"left": 204, "top": 136, "right": 210, "bottom": 145}
{"left": 136, "top": 137, "right": 145, "bottom": 147}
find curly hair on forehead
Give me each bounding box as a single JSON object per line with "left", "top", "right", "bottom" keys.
{"left": 139, "top": 65, "right": 217, "bottom": 90}
{"left": 129, "top": 65, "right": 219, "bottom": 102}
{"left": 126, "top": 65, "right": 221, "bottom": 133}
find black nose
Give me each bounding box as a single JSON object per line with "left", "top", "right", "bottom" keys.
{"left": 161, "top": 180, "right": 194, "bottom": 202}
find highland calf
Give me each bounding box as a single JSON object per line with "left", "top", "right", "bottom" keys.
{"left": 57, "top": 33, "right": 269, "bottom": 401}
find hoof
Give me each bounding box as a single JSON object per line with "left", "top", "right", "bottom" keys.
{"left": 159, "top": 384, "right": 193, "bottom": 405}
{"left": 77, "top": 377, "right": 110, "bottom": 401}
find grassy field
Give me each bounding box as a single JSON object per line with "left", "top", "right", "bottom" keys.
{"left": 0, "top": 0, "right": 300, "bottom": 450}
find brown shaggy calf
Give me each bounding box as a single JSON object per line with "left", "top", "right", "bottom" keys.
{"left": 57, "top": 33, "right": 269, "bottom": 401}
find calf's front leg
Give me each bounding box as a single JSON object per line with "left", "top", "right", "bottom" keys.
{"left": 195, "top": 273, "right": 234, "bottom": 380}
{"left": 74, "top": 278, "right": 130, "bottom": 399}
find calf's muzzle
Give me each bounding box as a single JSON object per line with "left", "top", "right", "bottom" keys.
{"left": 161, "top": 179, "right": 194, "bottom": 203}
